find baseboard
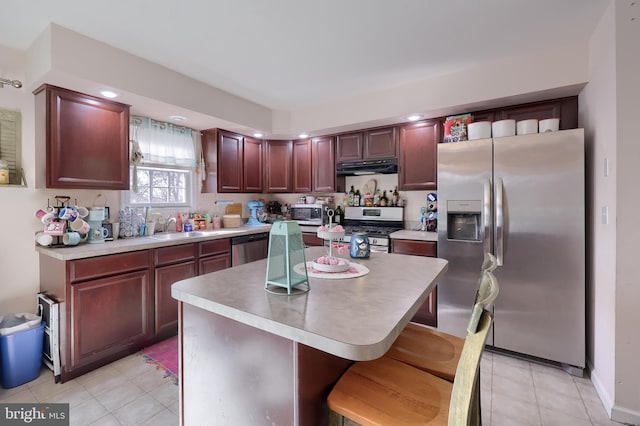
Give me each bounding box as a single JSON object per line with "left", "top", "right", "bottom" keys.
{"left": 589, "top": 360, "right": 640, "bottom": 425}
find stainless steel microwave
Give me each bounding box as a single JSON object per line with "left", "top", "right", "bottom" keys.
{"left": 289, "top": 203, "right": 328, "bottom": 226}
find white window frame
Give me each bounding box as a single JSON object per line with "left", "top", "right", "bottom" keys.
{"left": 122, "top": 164, "right": 196, "bottom": 209}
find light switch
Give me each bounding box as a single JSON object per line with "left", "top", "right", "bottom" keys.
{"left": 601, "top": 205, "right": 608, "bottom": 225}
{"left": 604, "top": 157, "right": 609, "bottom": 177}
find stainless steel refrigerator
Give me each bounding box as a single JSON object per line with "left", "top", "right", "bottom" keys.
{"left": 437, "top": 129, "right": 585, "bottom": 373}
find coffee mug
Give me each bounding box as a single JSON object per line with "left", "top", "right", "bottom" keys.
{"left": 41, "top": 212, "right": 56, "bottom": 225}
{"left": 59, "top": 207, "right": 78, "bottom": 221}
{"left": 63, "top": 231, "right": 86, "bottom": 246}
{"left": 35, "top": 209, "right": 47, "bottom": 220}
{"left": 88, "top": 226, "right": 109, "bottom": 244}
{"left": 35, "top": 232, "right": 53, "bottom": 247}
{"left": 70, "top": 218, "right": 91, "bottom": 234}
{"left": 74, "top": 206, "right": 89, "bottom": 218}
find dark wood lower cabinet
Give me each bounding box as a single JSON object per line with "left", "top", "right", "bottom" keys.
{"left": 302, "top": 232, "right": 324, "bottom": 247}
{"left": 155, "top": 261, "right": 196, "bottom": 337}
{"left": 71, "top": 270, "right": 152, "bottom": 368}
{"left": 39, "top": 238, "right": 233, "bottom": 382}
{"left": 391, "top": 239, "right": 438, "bottom": 327}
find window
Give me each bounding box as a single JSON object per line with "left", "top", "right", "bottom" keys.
{"left": 127, "top": 165, "right": 192, "bottom": 207}
{"left": 123, "top": 116, "right": 200, "bottom": 208}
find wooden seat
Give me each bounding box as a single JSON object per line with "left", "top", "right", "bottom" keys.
{"left": 327, "top": 271, "right": 498, "bottom": 426}
{"left": 385, "top": 252, "right": 497, "bottom": 381}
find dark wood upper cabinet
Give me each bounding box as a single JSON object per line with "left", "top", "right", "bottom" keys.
{"left": 336, "top": 127, "right": 397, "bottom": 162}
{"left": 398, "top": 120, "right": 439, "bottom": 191}
{"left": 217, "top": 130, "right": 244, "bottom": 192}
{"left": 292, "top": 139, "right": 312, "bottom": 193}
{"left": 470, "top": 96, "right": 578, "bottom": 131}
{"left": 34, "top": 84, "right": 130, "bottom": 189}
{"left": 243, "top": 136, "right": 263, "bottom": 193}
{"left": 364, "top": 127, "right": 398, "bottom": 159}
{"left": 264, "top": 140, "right": 292, "bottom": 193}
{"left": 311, "top": 136, "right": 335, "bottom": 193}
{"left": 336, "top": 132, "right": 363, "bottom": 162}
{"left": 206, "top": 129, "right": 263, "bottom": 193}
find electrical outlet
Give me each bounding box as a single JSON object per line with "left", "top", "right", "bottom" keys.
{"left": 601, "top": 205, "right": 608, "bottom": 225}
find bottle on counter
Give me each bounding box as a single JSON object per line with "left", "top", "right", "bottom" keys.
{"left": 334, "top": 205, "right": 343, "bottom": 225}
{"left": 176, "top": 212, "right": 183, "bottom": 232}
{"left": 373, "top": 189, "right": 381, "bottom": 207}
{"left": 392, "top": 186, "right": 399, "bottom": 207}
{"left": 348, "top": 186, "right": 355, "bottom": 206}
{"left": 380, "top": 190, "right": 388, "bottom": 207}
{"left": 354, "top": 189, "right": 361, "bottom": 207}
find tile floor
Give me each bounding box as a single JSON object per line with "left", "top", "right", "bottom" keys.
{"left": 0, "top": 347, "right": 629, "bottom": 425}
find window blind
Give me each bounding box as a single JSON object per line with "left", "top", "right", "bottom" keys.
{"left": 0, "top": 109, "right": 22, "bottom": 184}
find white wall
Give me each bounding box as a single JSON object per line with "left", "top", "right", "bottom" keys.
{"left": 0, "top": 45, "right": 122, "bottom": 315}
{"left": 580, "top": 0, "right": 640, "bottom": 422}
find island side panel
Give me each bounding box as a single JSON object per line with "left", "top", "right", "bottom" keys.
{"left": 181, "top": 303, "right": 295, "bottom": 425}
{"left": 296, "top": 343, "right": 353, "bottom": 426}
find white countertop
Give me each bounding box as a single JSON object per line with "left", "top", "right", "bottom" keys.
{"left": 35, "top": 225, "right": 272, "bottom": 261}
{"left": 390, "top": 229, "right": 438, "bottom": 242}
{"left": 171, "top": 246, "right": 448, "bottom": 361}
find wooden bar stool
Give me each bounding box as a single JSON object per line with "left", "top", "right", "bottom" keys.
{"left": 385, "top": 252, "right": 497, "bottom": 381}
{"left": 327, "top": 271, "right": 498, "bottom": 426}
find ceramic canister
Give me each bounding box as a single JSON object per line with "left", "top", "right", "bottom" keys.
{"left": 349, "top": 232, "right": 370, "bottom": 259}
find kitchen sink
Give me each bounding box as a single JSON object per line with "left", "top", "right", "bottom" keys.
{"left": 149, "top": 230, "right": 237, "bottom": 241}
{"left": 149, "top": 231, "right": 203, "bottom": 240}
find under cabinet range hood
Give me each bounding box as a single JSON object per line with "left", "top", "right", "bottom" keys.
{"left": 336, "top": 158, "right": 398, "bottom": 176}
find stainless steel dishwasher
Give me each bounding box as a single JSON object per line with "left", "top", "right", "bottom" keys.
{"left": 231, "top": 233, "right": 269, "bottom": 266}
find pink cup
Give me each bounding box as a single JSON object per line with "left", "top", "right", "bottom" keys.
{"left": 35, "top": 209, "right": 47, "bottom": 220}
{"left": 212, "top": 217, "right": 221, "bottom": 229}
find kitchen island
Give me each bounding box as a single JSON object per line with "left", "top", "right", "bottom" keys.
{"left": 171, "top": 246, "right": 448, "bottom": 425}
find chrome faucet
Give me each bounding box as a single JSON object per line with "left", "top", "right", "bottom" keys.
{"left": 164, "top": 217, "right": 177, "bottom": 232}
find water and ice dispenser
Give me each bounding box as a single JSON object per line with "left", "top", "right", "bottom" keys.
{"left": 446, "top": 200, "right": 482, "bottom": 241}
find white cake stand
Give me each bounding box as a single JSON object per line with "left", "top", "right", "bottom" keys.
{"left": 313, "top": 209, "right": 350, "bottom": 273}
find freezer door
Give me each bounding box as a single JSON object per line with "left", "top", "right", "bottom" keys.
{"left": 492, "top": 129, "right": 585, "bottom": 368}
{"left": 437, "top": 139, "right": 493, "bottom": 340}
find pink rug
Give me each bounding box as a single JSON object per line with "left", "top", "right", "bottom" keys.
{"left": 141, "top": 335, "right": 178, "bottom": 385}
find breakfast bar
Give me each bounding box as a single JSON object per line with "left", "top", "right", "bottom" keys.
{"left": 171, "top": 246, "right": 448, "bottom": 425}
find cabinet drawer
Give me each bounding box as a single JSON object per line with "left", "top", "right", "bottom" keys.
{"left": 391, "top": 240, "right": 437, "bottom": 257}
{"left": 70, "top": 251, "right": 149, "bottom": 283}
{"left": 199, "top": 238, "right": 231, "bottom": 257}
{"left": 302, "top": 233, "right": 324, "bottom": 247}
{"left": 154, "top": 243, "right": 196, "bottom": 266}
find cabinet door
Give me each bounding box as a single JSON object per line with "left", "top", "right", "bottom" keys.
{"left": 199, "top": 253, "right": 231, "bottom": 275}
{"left": 70, "top": 270, "right": 151, "bottom": 369}
{"left": 364, "top": 127, "right": 397, "bottom": 159}
{"left": 37, "top": 84, "right": 130, "bottom": 190}
{"left": 265, "top": 140, "right": 292, "bottom": 193}
{"left": 398, "top": 120, "right": 439, "bottom": 191}
{"left": 499, "top": 97, "right": 578, "bottom": 130}
{"left": 293, "top": 139, "right": 312, "bottom": 193}
{"left": 312, "top": 136, "right": 335, "bottom": 193}
{"left": 391, "top": 239, "right": 438, "bottom": 327}
{"left": 201, "top": 129, "right": 218, "bottom": 193}
{"left": 243, "top": 136, "right": 263, "bottom": 193}
{"left": 155, "top": 261, "right": 196, "bottom": 336}
{"left": 336, "top": 132, "right": 363, "bottom": 162}
{"left": 218, "top": 130, "right": 243, "bottom": 192}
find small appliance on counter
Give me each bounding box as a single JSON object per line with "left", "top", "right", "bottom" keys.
{"left": 246, "top": 200, "right": 266, "bottom": 226}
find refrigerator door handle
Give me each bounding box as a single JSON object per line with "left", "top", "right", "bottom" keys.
{"left": 483, "top": 178, "right": 492, "bottom": 256}
{"left": 495, "top": 177, "right": 504, "bottom": 266}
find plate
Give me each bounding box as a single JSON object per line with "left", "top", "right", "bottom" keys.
{"left": 312, "top": 257, "right": 351, "bottom": 273}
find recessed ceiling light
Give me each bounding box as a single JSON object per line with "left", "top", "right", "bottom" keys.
{"left": 169, "top": 115, "right": 186, "bottom": 121}
{"left": 299, "top": 133, "right": 309, "bottom": 138}
{"left": 406, "top": 114, "right": 423, "bottom": 121}
{"left": 253, "top": 132, "right": 263, "bottom": 138}
{"left": 100, "top": 90, "right": 119, "bottom": 98}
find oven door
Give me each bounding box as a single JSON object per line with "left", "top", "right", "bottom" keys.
{"left": 342, "top": 235, "right": 390, "bottom": 253}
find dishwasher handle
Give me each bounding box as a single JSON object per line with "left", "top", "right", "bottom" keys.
{"left": 231, "top": 233, "right": 269, "bottom": 245}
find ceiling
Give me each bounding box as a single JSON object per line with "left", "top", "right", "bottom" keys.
{"left": 1, "top": 0, "right": 608, "bottom": 128}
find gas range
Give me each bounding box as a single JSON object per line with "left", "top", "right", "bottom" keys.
{"left": 341, "top": 207, "right": 404, "bottom": 252}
